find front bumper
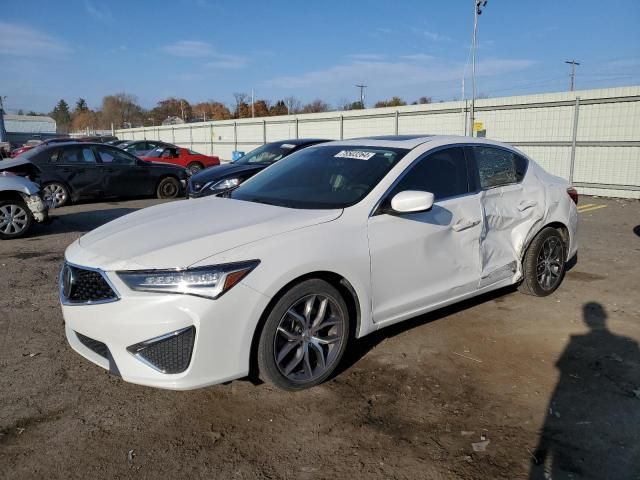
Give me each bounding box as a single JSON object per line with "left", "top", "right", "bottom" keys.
{"left": 62, "top": 269, "right": 271, "bottom": 390}
{"left": 21, "top": 193, "right": 48, "bottom": 223}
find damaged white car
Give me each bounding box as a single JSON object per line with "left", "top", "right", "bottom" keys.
{"left": 60, "top": 135, "right": 578, "bottom": 391}
{"left": 0, "top": 172, "right": 49, "bottom": 239}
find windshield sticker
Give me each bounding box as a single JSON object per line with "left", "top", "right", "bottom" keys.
{"left": 334, "top": 150, "right": 376, "bottom": 160}
{"left": 280, "top": 143, "right": 296, "bottom": 149}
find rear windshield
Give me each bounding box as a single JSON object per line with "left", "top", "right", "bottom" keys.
{"left": 230, "top": 145, "right": 408, "bottom": 209}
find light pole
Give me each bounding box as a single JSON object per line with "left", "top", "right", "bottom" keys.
{"left": 355, "top": 84, "right": 367, "bottom": 109}
{"left": 565, "top": 60, "right": 580, "bottom": 91}
{"left": 469, "top": 0, "right": 487, "bottom": 137}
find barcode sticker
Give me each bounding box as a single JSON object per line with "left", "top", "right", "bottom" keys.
{"left": 334, "top": 150, "right": 376, "bottom": 160}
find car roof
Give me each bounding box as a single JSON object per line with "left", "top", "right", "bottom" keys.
{"left": 323, "top": 135, "right": 521, "bottom": 151}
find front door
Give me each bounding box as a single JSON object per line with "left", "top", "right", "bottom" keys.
{"left": 368, "top": 147, "right": 482, "bottom": 324}
{"left": 95, "top": 146, "right": 153, "bottom": 198}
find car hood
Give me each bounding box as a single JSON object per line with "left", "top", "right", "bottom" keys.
{"left": 191, "top": 163, "right": 264, "bottom": 184}
{"left": 67, "top": 197, "right": 342, "bottom": 270}
{"left": 0, "top": 157, "right": 32, "bottom": 170}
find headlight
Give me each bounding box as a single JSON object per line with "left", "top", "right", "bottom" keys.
{"left": 117, "top": 260, "right": 259, "bottom": 299}
{"left": 209, "top": 177, "right": 240, "bottom": 191}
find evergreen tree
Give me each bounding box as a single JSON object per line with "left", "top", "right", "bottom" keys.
{"left": 50, "top": 99, "right": 72, "bottom": 133}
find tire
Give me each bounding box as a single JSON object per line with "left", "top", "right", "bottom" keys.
{"left": 519, "top": 227, "right": 566, "bottom": 297}
{"left": 257, "top": 279, "right": 350, "bottom": 391}
{"left": 156, "top": 177, "right": 180, "bottom": 199}
{"left": 0, "top": 199, "right": 34, "bottom": 239}
{"left": 186, "top": 162, "right": 204, "bottom": 175}
{"left": 42, "top": 182, "right": 69, "bottom": 208}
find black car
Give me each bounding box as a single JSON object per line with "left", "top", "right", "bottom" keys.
{"left": 0, "top": 142, "right": 188, "bottom": 207}
{"left": 118, "top": 140, "right": 175, "bottom": 156}
{"left": 188, "top": 138, "right": 329, "bottom": 198}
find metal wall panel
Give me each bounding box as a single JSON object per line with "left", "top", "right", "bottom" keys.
{"left": 117, "top": 86, "right": 640, "bottom": 198}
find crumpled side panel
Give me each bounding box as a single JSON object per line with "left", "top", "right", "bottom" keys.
{"left": 479, "top": 168, "right": 547, "bottom": 287}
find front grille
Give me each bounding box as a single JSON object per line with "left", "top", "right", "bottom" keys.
{"left": 76, "top": 331, "right": 109, "bottom": 359}
{"left": 127, "top": 327, "right": 195, "bottom": 374}
{"left": 61, "top": 263, "right": 118, "bottom": 304}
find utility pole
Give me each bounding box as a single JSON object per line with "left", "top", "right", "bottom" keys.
{"left": 355, "top": 84, "right": 367, "bottom": 109}
{"left": 469, "top": 0, "right": 487, "bottom": 137}
{"left": 565, "top": 60, "right": 580, "bottom": 91}
{"left": 251, "top": 89, "right": 255, "bottom": 118}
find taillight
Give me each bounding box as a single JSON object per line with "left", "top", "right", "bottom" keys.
{"left": 567, "top": 187, "right": 578, "bottom": 205}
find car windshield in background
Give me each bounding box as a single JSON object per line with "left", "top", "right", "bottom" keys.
{"left": 235, "top": 143, "right": 297, "bottom": 165}
{"left": 230, "top": 145, "right": 408, "bottom": 209}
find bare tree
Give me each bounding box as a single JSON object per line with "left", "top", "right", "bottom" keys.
{"left": 301, "top": 99, "right": 331, "bottom": 113}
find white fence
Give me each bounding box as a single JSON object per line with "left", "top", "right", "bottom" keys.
{"left": 117, "top": 86, "right": 640, "bottom": 199}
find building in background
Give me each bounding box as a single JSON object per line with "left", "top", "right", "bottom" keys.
{"left": 1, "top": 114, "right": 58, "bottom": 149}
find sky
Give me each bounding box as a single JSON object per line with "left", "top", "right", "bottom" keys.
{"left": 0, "top": 0, "right": 639, "bottom": 113}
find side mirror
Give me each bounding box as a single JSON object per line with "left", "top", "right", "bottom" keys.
{"left": 389, "top": 190, "right": 434, "bottom": 214}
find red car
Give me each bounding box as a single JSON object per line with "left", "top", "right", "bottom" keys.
{"left": 139, "top": 146, "right": 219, "bottom": 174}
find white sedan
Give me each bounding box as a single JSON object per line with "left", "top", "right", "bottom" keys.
{"left": 60, "top": 135, "right": 578, "bottom": 391}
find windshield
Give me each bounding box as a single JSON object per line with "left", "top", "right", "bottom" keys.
{"left": 230, "top": 145, "right": 408, "bottom": 209}
{"left": 235, "top": 142, "right": 298, "bottom": 165}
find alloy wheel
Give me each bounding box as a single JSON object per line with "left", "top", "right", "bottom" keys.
{"left": 0, "top": 204, "right": 29, "bottom": 235}
{"left": 536, "top": 236, "right": 564, "bottom": 291}
{"left": 273, "top": 294, "right": 346, "bottom": 383}
{"left": 43, "top": 184, "right": 67, "bottom": 208}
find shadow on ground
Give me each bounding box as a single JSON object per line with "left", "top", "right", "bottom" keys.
{"left": 30, "top": 208, "right": 140, "bottom": 237}
{"left": 529, "top": 302, "right": 640, "bottom": 479}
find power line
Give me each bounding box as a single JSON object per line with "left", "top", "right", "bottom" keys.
{"left": 565, "top": 60, "right": 581, "bottom": 91}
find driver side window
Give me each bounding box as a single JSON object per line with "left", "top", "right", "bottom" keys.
{"left": 389, "top": 147, "right": 470, "bottom": 201}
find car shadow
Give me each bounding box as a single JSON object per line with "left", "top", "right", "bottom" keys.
{"left": 528, "top": 302, "right": 640, "bottom": 479}
{"left": 634, "top": 225, "right": 640, "bottom": 237}
{"left": 333, "top": 285, "right": 518, "bottom": 378}
{"left": 29, "top": 207, "right": 141, "bottom": 237}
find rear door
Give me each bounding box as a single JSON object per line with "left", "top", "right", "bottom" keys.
{"left": 54, "top": 146, "right": 103, "bottom": 199}
{"left": 95, "top": 145, "right": 154, "bottom": 197}
{"left": 368, "top": 146, "right": 482, "bottom": 324}
{"left": 468, "top": 146, "right": 545, "bottom": 288}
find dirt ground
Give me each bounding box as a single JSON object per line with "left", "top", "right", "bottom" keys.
{"left": 1, "top": 196, "right": 639, "bottom": 480}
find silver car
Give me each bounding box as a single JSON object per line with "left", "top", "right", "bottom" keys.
{"left": 0, "top": 172, "right": 49, "bottom": 239}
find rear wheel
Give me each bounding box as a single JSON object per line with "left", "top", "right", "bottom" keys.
{"left": 186, "top": 162, "right": 204, "bottom": 175}
{"left": 0, "top": 200, "right": 33, "bottom": 239}
{"left": 257, "top": 279, "right": 350, "bottom": 391}
{"left": 156, "top": 177, "right": 180, "bottom": 199}
{"left": 519, "top": 227, "right": 566, "bottom": 296}
{"left": 42, "top": 182, "right": 69, "bottom": 208}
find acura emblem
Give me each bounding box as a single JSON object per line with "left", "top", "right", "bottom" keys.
{"left": 62, "top": 264, "right": 74, "bottom": 298}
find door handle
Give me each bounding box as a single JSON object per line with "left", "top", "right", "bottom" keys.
{"left": 452, "top": 219, "right": 480, "bottom": 232}
{"left": 518, "top": 200, "right": 538, "bottom": 212}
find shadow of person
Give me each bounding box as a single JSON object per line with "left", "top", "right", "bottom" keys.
{"left": 529, "top": 302, "right": 640, "bottom": 479}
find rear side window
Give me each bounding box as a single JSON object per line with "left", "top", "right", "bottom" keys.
{"left": 57, "top": 147, "right": 97, "bottom": 164}
{"left": 472, "top": 147, "right": 521, "bottom": 189}
{"left": 390, "top": 147, "right": 470, "bottom": 201}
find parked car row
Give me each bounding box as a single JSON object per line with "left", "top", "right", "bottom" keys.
{"left": 0, "top": 142, "right": 189, "bottom": 207}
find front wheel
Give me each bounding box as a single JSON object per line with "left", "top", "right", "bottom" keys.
{"left": 257, "top": 279, "right": 350, "bottom": 391}
{"left": 519, "top": 227, "right": 566, "bottom": 296}
{"left": 0, "top": 200, "right": 34, "bottom": 239}
{"left": 156, "top": 177, "right": 180, "bottom": 199}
